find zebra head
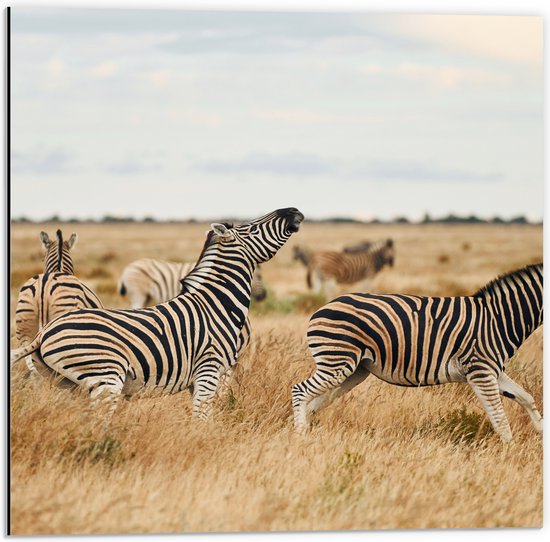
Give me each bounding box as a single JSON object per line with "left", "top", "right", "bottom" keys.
{"left": 39, "top": 229, "right": 77, "bottom": 274}
{"left": 210, "top": 207, "right": 304, "bottom": 264}
{"left": 383, "top": 239, "right": 395, "bottom": 268}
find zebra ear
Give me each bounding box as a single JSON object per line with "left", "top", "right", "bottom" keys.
{"left": 39, "top": 231, "right": 50, "bottom": 249}
{"left": 66, "top": 233, "right": 78, "bottom": 250}
{"left": 211, "top": 223, "right": 234, "bottom": 241}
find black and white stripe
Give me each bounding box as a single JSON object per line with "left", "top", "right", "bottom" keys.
{"left": 292, "top": 263, "right": 543, "bottom": 442}
{"left": 118, "top": 258, "right": 267, "bottom": 308}
{"left": 12, "top": 208, "right": 304, "bottom": 420}
{"left": 294, "top": 239, "right": 394, "bottom": 295}
{"left": 15, "top": 230, "right": 103, "bottom": 372}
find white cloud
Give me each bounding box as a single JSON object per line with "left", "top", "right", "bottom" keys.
{"left": 148, "top": 69, "right": 171, "bottom": 87}
{"left": 388, "top": 15, "right": 542, "bottom": 66}
{"left": 396, "top": 63, "right": 511, "bottom": 89}
{"left": 359, "top": 63, "right": 382, "bottom": 75}
{"left": 90, "top": 61, "right": 117, "bottom": 78}
{"left": 46, "top": 56, "right": 65, "bottom": 75}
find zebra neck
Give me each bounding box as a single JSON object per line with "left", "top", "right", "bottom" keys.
{"left": 486, "top": 283, "right": 542, "bottom": 352}
{"left": 180, "top": 244, "right": 255, "bottom": 325}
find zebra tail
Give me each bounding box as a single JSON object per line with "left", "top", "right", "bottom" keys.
{"left": 306, "top": 267, "right": 313, "bottom": 289}
{"left": 119, "top": 281, "right": 127, "bottom": 296}
{"left": 11, "top": 335, "right": 41, "bottom": 365}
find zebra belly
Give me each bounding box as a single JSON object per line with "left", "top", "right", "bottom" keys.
{"left": 361, "top": 354, "right": 466, "bottom": 387}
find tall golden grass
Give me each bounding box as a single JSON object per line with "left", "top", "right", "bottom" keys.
{"left": 9, "top": 221, "right": 543, "bottom": 534}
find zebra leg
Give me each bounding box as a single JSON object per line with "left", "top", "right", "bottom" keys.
{"left": 307, "top": 363, "right": 371, "bottom": 414}
{"left": 292, "top": 359, "right": 359, "bottom": 433}
{"left": 192, "top": 372, "right": 222, "bottom": 421}
{"left": 217, "top": 367, "right": 235, "bottom": 399}
{"left": 89, "top": 381, "right": 124, "bottom": 422}
{"left": 312, "top": 269, "right": 324, "bottom": 295}
{"left": 466, "top": 369, "right": 513, "bottom": 443}
{"left": 498, "top": 372, "right": 543, "bottom": 433}
{"left": 324, "top": 278, "right": 337, "bottom": 300}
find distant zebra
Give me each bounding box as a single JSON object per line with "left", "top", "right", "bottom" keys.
{"left": 343, "top": 240, "right": 373, "bottom": 253}
{"left": 11, "top": 208, "right": 304, "bottom": 421}
{"left": 14, "top": 230, "right": 103, "bottom": 373}
{"left": 295, "top": 239, "right": 394, "bottom": 296}
{"left": 292, "top": 263, "right": 543, "bottom": 442}
{"left": 118, "top": 258, "right": 267, "bottom": 308}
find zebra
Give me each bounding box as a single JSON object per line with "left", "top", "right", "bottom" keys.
{"left": 118, "top": 258, "right": 267, "bottom": 308}
{"left": 295, "top": 239, "right": 394, "bottom": 296}
{"left": 14, "top": 230, "right": 103, "bottom": 373}
{"left": 343, "top": 240, "right": 373, "bottom": 253}
{"left": 11, "top": 208, "right": 304, "bottom": 421}
{"left": 291, "top": 263, "right": 543, "bottom": 443}
{"left": 38, "top": 229, "right": 77, "bottom": 274}
{"left": 292, "top": 245, "right": 313, "bottom": 267}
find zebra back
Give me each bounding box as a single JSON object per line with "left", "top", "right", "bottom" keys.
{"left": 118, "top": 258, "right": 195, "bottom": 308}
{"left": 15, "top": 272, "right": 103, "bottom": 347}
{"left": 343, "top": 240, "right": 373, "bottom": 253}
{"left": 40, "top": 229, "right": 77, "bottom": 274}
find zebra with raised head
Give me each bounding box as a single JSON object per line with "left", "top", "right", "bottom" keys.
{"left": 292, "top": 263, "right": 543, "bottom": 442}
{"left": 14, "top": 230, "right": 103, "bottom": 372}
{"left": 11, "top": 208, "right": 304, "bottom": 420}
{"left": 118, "top": 258, "right": 267, "bottom": 308}
{"left": 300, "top": 239, "right": 394, "bottom": 296}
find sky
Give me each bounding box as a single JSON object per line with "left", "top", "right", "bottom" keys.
{"left": 9, "top": 7, "right": 544, "bottom": 222}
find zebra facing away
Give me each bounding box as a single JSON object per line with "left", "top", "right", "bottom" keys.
{"left": 11, "top": 208, "right": 304, "bottom": 421}
{"left": 292, "top": 263, "right": 543, "bottom": 443}
{"left": 14, "top": 230, "right": 103, "bottom": 373}
{"left": 295, "top": 239, "right": 394, "bottom": 296}
{"left": 118, "top": 258, "right": 267, "bottom": 308}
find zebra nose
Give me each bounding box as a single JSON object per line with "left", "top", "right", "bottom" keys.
{"left": 277, "top": 207, "right": 304, "bottom": 231}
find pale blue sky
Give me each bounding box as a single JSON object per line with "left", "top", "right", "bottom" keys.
{"left": 10, "top": 8, "right": 543, "bottom": 221}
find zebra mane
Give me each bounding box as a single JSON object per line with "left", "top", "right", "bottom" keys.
{"left": 179, "top": 224, "right": 234, "bottom": 293}
{"left": 473, "top": 263, "right": 543, "bottom": 298}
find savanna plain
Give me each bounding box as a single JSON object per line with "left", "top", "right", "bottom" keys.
{"left": 9, "top": 221, "right": 543, "bottom": 534}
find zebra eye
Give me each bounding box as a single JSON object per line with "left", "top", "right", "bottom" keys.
{"left": 249, "top": 225, "right": 259, "bottom": 234}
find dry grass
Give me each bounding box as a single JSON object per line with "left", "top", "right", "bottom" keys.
{"left": 9, "top": 221, "right": 543, "bottom": 534}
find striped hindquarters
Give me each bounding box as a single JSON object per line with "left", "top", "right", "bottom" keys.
{"left": 15, "top": 272, "right": 103, "bottom": 346}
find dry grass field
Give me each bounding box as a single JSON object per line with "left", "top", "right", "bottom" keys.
{"left": 9, "top": 220, "right": 543, "bottom": 534}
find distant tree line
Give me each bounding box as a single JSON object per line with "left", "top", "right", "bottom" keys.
{"left": 11, "top": 213, "right": 541, "bottom": 225}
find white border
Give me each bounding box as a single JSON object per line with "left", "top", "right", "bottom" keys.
{"left": 2, "top": 1, "right": 547, "bottom": 541}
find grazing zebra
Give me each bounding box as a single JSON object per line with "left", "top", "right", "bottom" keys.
{"left": 297, "top": 239, "right": 394, "bottom": 296}
{"left": 14, "top": 230, "right": 103, "bottom": 372}
{"left": 11, "top": 208, "right": 304, "bottom": 421}
{"left": 118, "top": 258, "right": 267, "bottom": 308}
{"left": 292, "top": 263, "right": 543, "bottom": 442}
